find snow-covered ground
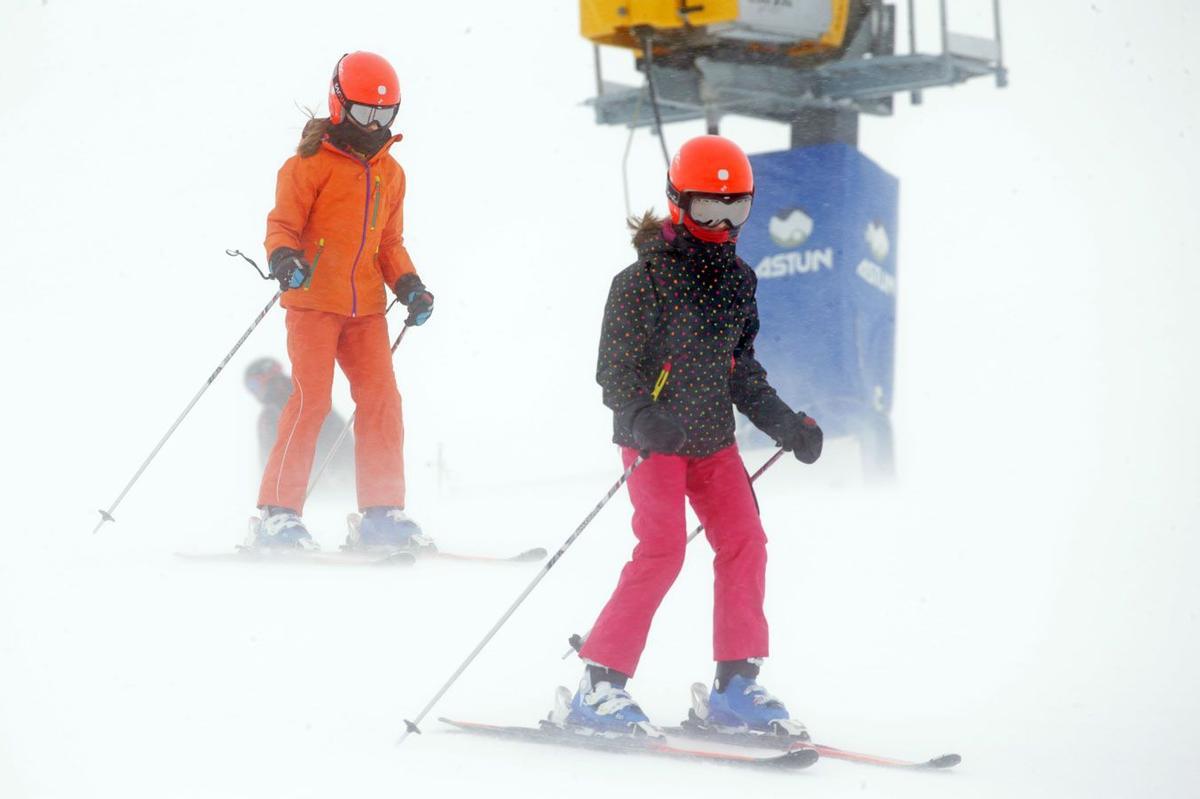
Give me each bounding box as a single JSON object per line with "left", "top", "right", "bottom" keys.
{"left": 2, "top": 1, "right": 1198, "bottom": 797}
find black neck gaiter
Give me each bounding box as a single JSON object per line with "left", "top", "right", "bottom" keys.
{"left": 328, "top": 121, "right": 392, "bottom": 160}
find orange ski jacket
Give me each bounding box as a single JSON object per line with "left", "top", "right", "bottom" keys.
{"left": 264, "top": 136, "right": 416, "bottom": 317}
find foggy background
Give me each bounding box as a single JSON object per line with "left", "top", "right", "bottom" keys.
{"left": 0, "top": 1, "right": 1196, "bottom": 797}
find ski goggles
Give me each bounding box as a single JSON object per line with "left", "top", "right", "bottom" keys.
{"left": 345, "top": 101, "right": 399, "bottom": 129}
{"left": 685, "top": 192, "right": 754, "bottom": 229}
{"left": 669, "top": 183, "right": 755, "bottom": 229}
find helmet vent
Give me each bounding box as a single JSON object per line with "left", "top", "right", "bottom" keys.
{"left": 717, "top": 168, "right": 730, "bottom": 180}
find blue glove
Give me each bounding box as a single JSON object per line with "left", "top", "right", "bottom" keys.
{"left": 268, "top": 247, "right": 310, "bottom": 292}
{"left": 394, "top": 273, "right": 434, "bottom": 326}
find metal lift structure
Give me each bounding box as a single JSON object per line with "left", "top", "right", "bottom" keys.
{"left": 583, "top": 0, "right": 1007, "bottom": 147}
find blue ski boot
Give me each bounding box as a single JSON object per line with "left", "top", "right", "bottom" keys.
{"left": 556, "top": 667, "right": 661, "bottom": 737}
{"left": 347, "top": 507, "right": 436, "bottom": 553}
{"left": 689, "top": 661, "right": 809, "bottom": 739}
{"left": 248, "top": 507, "right": 317, "bottom": 551}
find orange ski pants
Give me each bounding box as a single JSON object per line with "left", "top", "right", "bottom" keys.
{"left": 257, "top": 308, "right": 405, "bottom": 512}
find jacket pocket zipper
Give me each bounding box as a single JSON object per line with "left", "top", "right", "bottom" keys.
{"left": 304, "top": 238, "right": 325, "bottom": 291}
{"left": 370, "top": 176, "right": 382, "bottom": 230}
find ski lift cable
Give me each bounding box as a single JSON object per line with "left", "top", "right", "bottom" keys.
{"left": 621, "top": 86, "right": 645, "bottom": 219}
{"left": 639, "top": 29, "right": 671, "bottom": 168}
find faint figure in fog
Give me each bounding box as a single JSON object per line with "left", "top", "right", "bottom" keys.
{"left": 243, "top": 356, "right": 355, "bottom": 498}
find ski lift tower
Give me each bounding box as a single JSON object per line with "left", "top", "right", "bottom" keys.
{"left": 581, "top": 0, "right": 1007, "bottom": 478}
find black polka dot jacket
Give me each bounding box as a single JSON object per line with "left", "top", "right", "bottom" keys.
{"left": 597, "top": 220, "right": 797, "bottom": 458}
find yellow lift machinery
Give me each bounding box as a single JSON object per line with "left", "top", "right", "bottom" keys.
{"left": 581, "top": 0, "right": 855, "bottom": 58}
{"left": 580, "top": 0, "right": 1007, "bottom": 146}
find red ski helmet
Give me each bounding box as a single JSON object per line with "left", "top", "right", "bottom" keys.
{"left": 666, "top": 135, "right": 755, "bottom": 243}
{"left": 328, "top": 51, "right": 401, "bottom": 128}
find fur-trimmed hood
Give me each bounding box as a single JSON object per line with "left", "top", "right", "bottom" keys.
{"left": 627, "top": 210, "right": 738, "bottom": 264}
{"left": 628, "top": 211, "right": 669, "bottom": 249}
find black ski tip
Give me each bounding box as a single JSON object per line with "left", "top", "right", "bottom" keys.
{"left": 778, "top": 747, "right": 819, "bottom": 769}
{"left": 404, "top": 719, "right": 422, "bottom": 735}
{"left": 376, "top": 551, "right": 417, "bottom": 566}
{"left": 926, "top": 753, "right": 961, "bottom": 768}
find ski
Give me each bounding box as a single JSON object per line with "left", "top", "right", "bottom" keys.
{"left": 668, "top": 718, "right": 960, "bottom": 770}
{"left": 179, "top": 515, "right": 546, "bottom": 568}
{"left": 175, "top": 548, "right": 415, "bottom": 567}
{"left": 805, "top": 742, "right": 960, "bottom": 770}
{"left": 175, "top": 546, "right": 546, "bottom": 567}
{"left": 345, "top": 513, "right": 546, "bottom": 564}
{"left": 426, "top": 547, "right": 547, "bottom": 564}
{"left": 673, "top": 686, "right": 960, "bottom": 769}
{"left": 439, "top": 718, "right": 819, "bottom": 769}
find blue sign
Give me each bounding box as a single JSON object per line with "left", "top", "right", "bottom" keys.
{"left": 737, "top": 144, "right": 899, "bottom": 452}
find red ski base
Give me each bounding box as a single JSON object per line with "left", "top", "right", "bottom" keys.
{"left": 438, "top": 718, "right": 819, "bottom": 769}
{"left": 671, "top": 717, "right": 960, "bottom": 770}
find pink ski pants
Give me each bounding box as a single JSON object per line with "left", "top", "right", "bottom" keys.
{"left": 579, "top": 444, "right": 769, "bottom": 676}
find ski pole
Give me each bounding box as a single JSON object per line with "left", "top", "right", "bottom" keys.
{"left": 561, "top": 445, "right": 787, "bottom": 658}
{"left": 397, "top": 363, "right": 671, "bottom": 744}
{"left": 92, "top": 250, "right": 280, "bottom": 534}
{"left": 305, "top": 299, "right": 402, "bottom": 500}
{"left": 396, "top": 455, "right": 646, "bottom": 746}
{"left": 686, "top": 447, "right": 786, "bottom": 544}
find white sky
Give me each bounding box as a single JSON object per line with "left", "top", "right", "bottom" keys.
{"left": 0, "top": 2, "right": 1197, "bottom": 797}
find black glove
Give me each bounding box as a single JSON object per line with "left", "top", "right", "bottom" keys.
{"left": 630, "top": 404, "right": 688, "bottom": 454}
{"left": 777, "top": 412, "right": 823, "bottom": 464}
{"left": 394, "top": 273, "right": 434, "bottom": 326}
{"left": 268, "top": 247, "right": 310, "bottom": 292}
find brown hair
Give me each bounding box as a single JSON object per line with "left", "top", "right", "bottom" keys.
{"left": 628, "top": 210, "right": 668, "bottom": 246}
{"left": 297, "top": 114, "right": 332, "bottom": 157}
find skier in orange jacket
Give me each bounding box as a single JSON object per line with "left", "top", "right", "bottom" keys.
{"left": 251, "top": 51, "right": 434, "bottom": 553}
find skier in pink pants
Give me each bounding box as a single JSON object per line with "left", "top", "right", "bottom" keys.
{"left": 566, "top": 135, "right": 823, "bottom": 737}
{"left": 582, "top": 445, "right": 769, "bottom": 677}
